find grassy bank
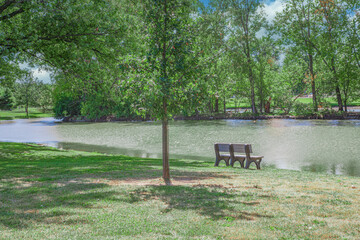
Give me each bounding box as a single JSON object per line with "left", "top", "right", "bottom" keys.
{"left": 0, "top": 108, "right": 53, "bottom": 121}
{"left": 296, "top": 97, "right": 360, "bottom": 107}
{"left": 0, "top": 142, "right": 359, "bottom": 239}
{"left": 226, "top": 97, "right": 360, "bottom": 109}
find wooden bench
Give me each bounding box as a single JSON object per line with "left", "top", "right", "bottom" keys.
{"left": 230, "top": 143, "right": 263, "bottom": 169}
{"left": 214, "top": 143, "right": 231, "bottom": 167}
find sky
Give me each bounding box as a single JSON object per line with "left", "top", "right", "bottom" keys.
{"left": 27, "top": 0, "right": 284, "bottom": 83}
{"left": 19, "top": 63, "right": 52, "bottom": 83}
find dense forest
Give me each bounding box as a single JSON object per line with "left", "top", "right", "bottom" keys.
{"left": 1, "top": 0, "right": 359, "bottom": 120}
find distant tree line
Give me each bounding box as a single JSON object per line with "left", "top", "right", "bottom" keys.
{"left": 1, "top": 0, "right": 359, "bottom": 120}
{"left": 0, "top": 72, "right": 53, "bottom": 117}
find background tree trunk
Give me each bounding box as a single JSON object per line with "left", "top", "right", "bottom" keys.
{"left": 309, "top": 54, "right": 318, "bottom": 112}
{"left": 215, "top": 97, "right": 219, "bottom": 112}
{"left": 162, "top": 98, "right": 170, "bottom": 182}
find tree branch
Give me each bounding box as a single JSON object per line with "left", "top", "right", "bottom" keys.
{"left": 0, "top": 7, "right": 24, "bottom": 21}
{"left": 0, "top": 0, "right": 16, "bottom": 14}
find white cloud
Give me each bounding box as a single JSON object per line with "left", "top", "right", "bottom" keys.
{"left": 255, "top": 0, "right": 284, "bottom": 38}
{"left": 262, "top": 0, "right": 285, "bottom": 22}
{"left": 33, "top": 69, "right": 51, "bottom": 83}
{"left": 19, "top": 63, "right": 51, "bottom": 83}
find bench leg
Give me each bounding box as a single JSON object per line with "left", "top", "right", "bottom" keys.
{"left": 239, "top": 159, "right": 245, "bottom": 168}
{"left": 214, "top": 157, "right": 220, "bottom": 167}
{"left": 215, "top": 157, "right": 230, "bottom": 167}
{"left": 230, "top": 158, "right": 235, "bottom": 167}
{"left": 231, "top": 158, "right": 245, "bottom": 168}
{"left": 245, "top": 159, "right": 262, "bottom": 169}
{"left": 255, "top": 159, "right": 262, "bottom": 169}
{"left": 244, "top": 159, "right": 252, "bottom": 169}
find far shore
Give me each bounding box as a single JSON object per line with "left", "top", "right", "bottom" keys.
{"left": 61, "top": 111, "right": 360, "bottom": 122}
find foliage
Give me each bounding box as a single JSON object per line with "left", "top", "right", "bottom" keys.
{"left": 36, "top": 83, "right": 53, "bottom": 113}
{"left": 53, "top": 95, "right": 81, "bottom": 119}
{"left": 1, "top": 0, "right": 360, "bottom": 123}
{"left": 0, "top": 87, "right": 15, "bottom": 110}
{"left": 292, "top": 102, "right": 315, "bottom": 116}
{"left": 14, "top": 73, "right": 40, "bottom": 117}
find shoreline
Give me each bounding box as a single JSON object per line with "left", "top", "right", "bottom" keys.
{"left": 61, "top": 112, "right": 360, "bottom": 122}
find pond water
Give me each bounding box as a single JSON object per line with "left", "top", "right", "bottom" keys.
{"left": 0, "top": 118, "right": 359, "bottom": 176}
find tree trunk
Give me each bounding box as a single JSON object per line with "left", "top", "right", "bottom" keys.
{"left": 223, "top": 96, "right": 226, "bottom": 114}
{"left": 343, "top": 90, "right": 348, "bottom": 112}
{"left": 234, "top": 99, "right": 238, "bottom": 113}
{"left": 162, "top": 99, "right": 170, "bottom": 183}
{"left": 259, "top": 85, "right": 264, "bottom": 114}
{"left": 344, "top": 99, "right": 347, "bottom": 112}
{"left": 309, "top": 54, "right": 318, "bottom": 112}
{"left": 246, "top": 50, "right": 257, "bottom": 114}
{"left": 249, "top": 70, "right": 257, "bottom": 114}
{"left": 335, "top": 84, "right": 343, "bottom": 111}
{"left": 25, "top": 103, "right": 29, "bottom": 118}
{"left": 215, "top": 97, "right": 219, "bottom": 113}
{"left": 161, "top": 0, "right": 170, "bottom": 184}
{"left": 208, "top": 100, "right": 213, "bottom": 113}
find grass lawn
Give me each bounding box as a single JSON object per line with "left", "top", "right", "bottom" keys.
{"left": 226, "top": 98, "right": 360, "bottom": 110}
{"left": 0, "top": 108, "right": 53, "bottom": 121}
{"left": 226, "top": 99, "right": 251, "bottom": 109}
{"left": 0, "top": 142, "right": 359, "bottom": 239}
{"left": 296, "top": 98, "right": 360, "bottom": 107}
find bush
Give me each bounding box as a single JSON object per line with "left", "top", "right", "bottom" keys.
{"left": 53, "top": 96, "right": 81, "bottom": 119}
{"left": 80, "top": 95, "right": 115, "bottom": 120}
{"left": 292, "top": 102, "right": 314, "bottom": 115}
{"left": 0, "top": 88, "right": 15, "bottom": 110}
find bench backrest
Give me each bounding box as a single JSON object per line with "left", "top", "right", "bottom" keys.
{"left": 231, "top": 143, "right": 252, "bottom": 153}
{"left": 214, "top": 143, "right": 230, "bottom": 157}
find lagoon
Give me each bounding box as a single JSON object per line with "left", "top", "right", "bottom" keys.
{"left": 0, "top": 118, "right": 359, "bottom": 176}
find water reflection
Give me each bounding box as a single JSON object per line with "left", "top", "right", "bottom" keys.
{"left": 0, "top": 118, "right": 359, "bottom": 177}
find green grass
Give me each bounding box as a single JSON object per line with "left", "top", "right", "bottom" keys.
{"left": 0, "top": 108, "right": 53, "bottom": 120}
{"left": 0, "top": 142, "right": 359, "bottom": 239}
{"left": 226, "top": 97, "right": 360, "bottom": 110}
{"left": 296, "top": 97, "right": 360, "bottom": 107}
{"left": 226, "top": 98, "right": 251, "bottom": 109}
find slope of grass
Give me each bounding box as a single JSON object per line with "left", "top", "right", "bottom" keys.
{"left": 0, "top": 142, "right": 359, "bottom": 239}
{"left": 0, "top": 108, "right": 53, "bottom": 120}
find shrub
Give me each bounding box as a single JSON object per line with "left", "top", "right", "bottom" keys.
{"left": 0, "top": 88, "right": 15, "bottom": 110}
{"left": 53, "top": 96, "right": 81, "bottom": 119}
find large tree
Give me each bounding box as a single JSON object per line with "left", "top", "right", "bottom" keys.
{"left": 211, "top": 0, "right": 268, "bottom": 114}
{"left": 14, "top": 72, "right": 39, "bottom": 117}
{"left": 138, "top": 0, "right": 217, "bottom": 182}
{"left": 275, "top": 0, "right": 321, "bottom": 112}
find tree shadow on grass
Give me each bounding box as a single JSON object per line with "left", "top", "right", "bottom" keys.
{"left": 0, "top": 142, "right": 63, "bottom": 154}
{"left": 125, "top": 185, "right": 274, "bottom": 221}
{"left": 0, "top": 149, "right": 225, "bottom": 183}
{"left": 0, "top": 143, "right": 237, "bottom": 229}
{"left": 0, "top": 181, "right": 117, "bottom": 229}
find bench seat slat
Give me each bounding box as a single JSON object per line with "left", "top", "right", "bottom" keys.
{"left": 219, "top": 153, "right": 231, "bottom": 157}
